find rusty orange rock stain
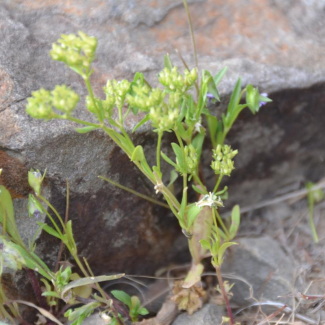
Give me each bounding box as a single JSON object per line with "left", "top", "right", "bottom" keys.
{"left": 0, "top": 151, "right": 30, "bottom": 199}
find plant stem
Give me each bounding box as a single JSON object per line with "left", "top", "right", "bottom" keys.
{"left": 38, "top": 195, "right": 65, "bottom": 231}
{"left": 156, "top": 131, "right": 163, "bottom": 172}
{"left": 212, "top": 207, "right": 220, "bottom": 243}
{"left": 213, "top": 175, "right": 223, "bottom": 193}
{"left": 26, "top": 269, "right": 48, "bottom": 311}
{"left": 84, "top": 76, "right": 102, "bottom": 123}
{"left": 98, "top": 175, "right": 169, "bottom": 209}
{"left": 183, "top": 0, "right": 198, "bottom": 70}
{"left": 215, "top": 209, "right": 230, "bottom": 239}
{"left": 188, "top": 236, "right": 200, "bottom": 265}
{"left": 55, "top": 179, "right": 70, "bottom": 272}
{"left": 67, "top": 116, "right": 100, "bottom": 128}
{"left": 193, "top": 174, "right": 207, "bottom": 193}
{"left": 215, "top": 265, "right": 234, "bottom": 325}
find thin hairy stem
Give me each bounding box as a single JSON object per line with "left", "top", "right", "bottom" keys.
{"left": 55, "top": 179, "right": 70, "bottom": 272}
{"left": 157, "top": 131, "right": 163, "bottom": 172}
{"left": 216, "top": 265, "right": 235, "bottom": 325}
{"left": 98, "top": 175, "right": 169, "bottom": 209}
{"left": 182, "top": 0, "right": 198, "bottom": 69}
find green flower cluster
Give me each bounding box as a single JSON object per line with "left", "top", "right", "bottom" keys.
{"left": 50, "top": 31, "right": 97, "bottom": 77}
{"left": 104, "top": 79, "right": 131, "bottom": 109}
{"left": 183, "top": 144, "right": 198, "bottom": 176}
{"left": 159, "top": 67, "right": 197, "bottom": 92}
{"left": 127, "top": 84, "right": 161, "bottom": 113}
{"left": 148, "top": 91, "right": 180, "bottom": 132}
{"left": 26, "top": 86, "right": 79, "bottom": 119}
{"left": 211, "top": 144, "right": 238, "bottom": 176}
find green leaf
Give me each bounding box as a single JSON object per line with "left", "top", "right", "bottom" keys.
{"left": 42, "top": 291, "right": 60, "bottom": 298}
{"left": 192, "top": 133, "right": 205, "bottom": 159}
{"left": 213, "top": 67, "right": 227, "bottom": 86}
{"left": 204, "top": 70, "right": 220, "bottom": 102}
{"left": 176, "top": 121, "right": 187, "bottom": 140}
{"left": 111, "top": 290, "right": 132, "bottom": 309}
{"left": 245, "top": 84, "right": 259, "bottom": 114}
{"left": 207, "top": 115, "right": 218, "bottom": 148}
{"left": 200, "top": 239, "right": 211, "bottom": 251}
{"left": 179, "top": 188, "right": 188, "bottom": 222}
{"left": 75, "top": 126, "right": 99, "bottom": 134}
{"left": 64, "top": 301, "right": 101, "bottom": 323}
{"left": 229, "top": 205, "right": 240, "bottom": 240}
{"left": 161, "top": 152, "right": 178, "bottom": 169}
{"left": 186, "top": 204, "right": 201, "bottom": 229}
{"left": 132, "top": 115, "right": 150, "bottom": 133}
{"left": 192, "top": 184, "right": 206, "bottom": 195}
{"left": 164, "top": 54, "right": 173, "bottom": 70}
{"left": 217, "top": 242, "right": 238, "bottom": 266}
{"left": 37, "top": 222, "right": 61, "bottom": 239}
{"left": 138, "top": 307, "right": 149, "bottom": 315}
{"left": 15, "top": 300, "right": 64, "bottom": 325}
{"left": 171, "top": 143, "right": 186, "bottom": 171}
{"left": 196, "top": 80, "right": 208, "bottom": 119}
{"left": 10, "top": 243, "right": 52, "bottom": 280}
{"left": 61, "top": 274, "right": 124, "bottom": 297}
{"left": 131, "top": 145, "right": 145, "bottom": 163}
{"left": 227, "top": 78, "right": 242, "bottom": 116}
{"left": 0, "top": 185, "right": 20, "bottom": 240}
{"left": 167, "top": 170, "right": 178, "bottom": 190}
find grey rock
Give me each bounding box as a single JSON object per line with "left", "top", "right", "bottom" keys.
{"left": 172, "top": 303, "right": 225, "bottom": 325}
{"left": 221, "top": 236, "right": 295, "bottom": 306}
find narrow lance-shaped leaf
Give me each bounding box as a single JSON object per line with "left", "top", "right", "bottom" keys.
{"left": 61, "top": 274, "right": 124, "bottom": 297}
{"left": 15, "top": 300, "right": 64, "bottom": 325}
{"left": 204, "top": 70, "right": 220, "bottom": 102}
{"left": 192, "top": 184, "right": 206, "bottom": 195}
{"left": 226, "top": 78, "right": 242, "bottom": 121}
{"left": 132, "top": 115, "right": 150, "bottom": 133}
{"left": 37, "top": 222, "right": 61, "bottom": 240}
{"left": 111, "top": 290, "right": 132, "bottom": 309}
{"left": 0, "top": 185, "right": 20, "bottom": 240}
{"left": 213, "top": 67, "right": 227, "bottom": 86}
{"left": 171, "top": 143, "right": 186, "bottom": 172}
{"left": 217, "top": 242, "right": 238, "bottom": 266}
{"left": 207, "top": 115, "right": 218, "bottom": 148}
{"left": 75, "top": 126, "right": 99, "bottom": 134}
{"left": 192, "top": 133, "right": 205, "bottom": 160}
{"left": 179, "top": 187, "right": 188, "bottom": 222}
{"left": 164, "top": 54, "right": 173, "bottom": 70}
{"left": 161, "top": 152, "right": 178, "bottom": 170}
{"left": 186, "top": 204, "right": 202, "bottom": 229}
{"left": 229, "top": 205, "right": 240, "bottom": 240}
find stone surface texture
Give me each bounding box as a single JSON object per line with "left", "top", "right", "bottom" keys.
{"left": 222, "top": 236, "right": 295, "bottom": 306}
{"left": 0, "top": 0, "right": 325, "bottom": 318}
{"left": 172, "top": 303, "right": 225, "bottom": 325}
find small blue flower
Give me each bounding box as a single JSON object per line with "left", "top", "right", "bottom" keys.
{"left": 34, "top": 209, "right": 41, "bottom": 219}
{"left": 206, "top": 92, "right": 216, "bottom": 106}
{"left": 259, "top": 93, "right": 268, "bottom": 108}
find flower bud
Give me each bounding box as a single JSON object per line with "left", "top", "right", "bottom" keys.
{"left": 28, "top": 169, "right": 45, "bottom": 196}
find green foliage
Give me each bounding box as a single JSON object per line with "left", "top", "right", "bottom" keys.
{"left": 21, "top": 28, "right": 272, "bottom": 324}
{"left": 111, "top": 290, "right": 149, "bottom": 322}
